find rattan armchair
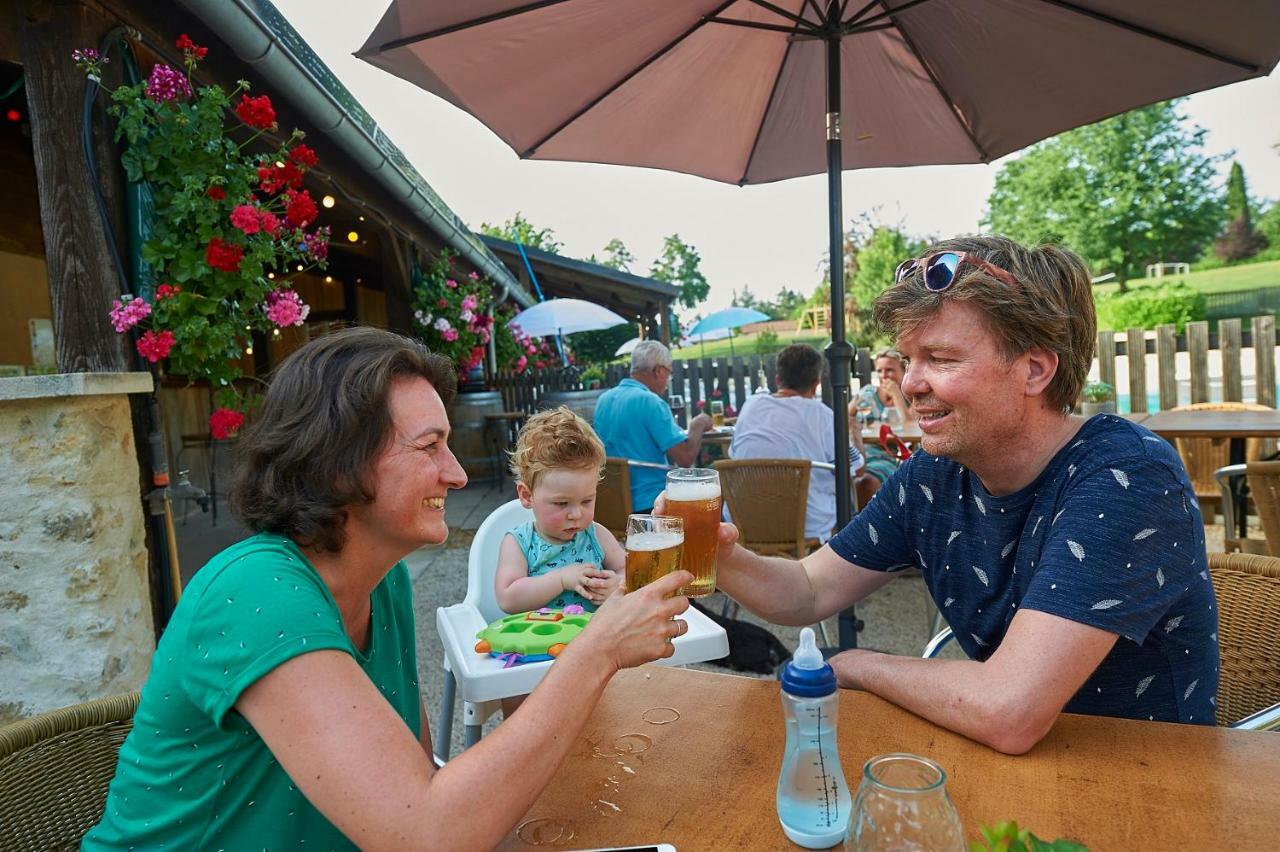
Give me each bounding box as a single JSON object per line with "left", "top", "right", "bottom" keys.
{"left": 1171, "top": 402, "right": 1270, "bottom": 521}
{"left": 597, "top": 457, "right": 633, "bottom": 543}
{"left": 0, "top": 692, "right": 138, "bottom": 850}
{"left": 1208, "top": 552, "right": 1280, "bottom": 727}
{"left": 713, "top": 458, "right": 821, "bottom": 559}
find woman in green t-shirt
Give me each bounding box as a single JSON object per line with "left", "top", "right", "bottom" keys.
{"left": 84, "top": 327, "right": 693, "bottom": 851}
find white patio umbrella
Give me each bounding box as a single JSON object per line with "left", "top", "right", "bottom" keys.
{"left": 614, "top": 337, "right": 643, "bottom": 357}
{"left": 510, "top": 298, "right": 628, "bottom": 337}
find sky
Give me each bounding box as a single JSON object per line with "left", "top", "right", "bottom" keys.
{"left": 272, "top": 1, "right": 1280, "bottom": 320}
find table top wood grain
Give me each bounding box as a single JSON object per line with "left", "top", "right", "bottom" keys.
{"left": 497, "top": 666, "right": 1280, "bottom": 851}
{"left": 1138, "top": 409, "right": 1280, "bottom": 439}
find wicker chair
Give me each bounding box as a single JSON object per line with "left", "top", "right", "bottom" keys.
{"left": 713, "top": 458, "right": 821, "bottom": 558}
{"left": 1208, "top": 552, "right": 1280, "bottom": 726}
{"left": 597, "top": 457, "right": 633, "bottom": 543}
{"left": 1245, "top": 461, "right": 1280, "bottom": 557}
{"left": 1170, "top": 402, "right": 1269, "bottom": 521}
{"left": 0, "top": 692, "right": 138, "bottom": 850}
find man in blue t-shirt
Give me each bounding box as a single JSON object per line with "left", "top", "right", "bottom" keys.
{"left": 594, "top": 340, "right": 713, "bottom": 510}
{"left": 700, "top": 237, "right": 1219, "bottom": 754}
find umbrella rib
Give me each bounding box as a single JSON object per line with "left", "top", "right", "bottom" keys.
{"left": 877, "top": 3, "right": 991, "bottom": 162}
{"left": 371, "top": 0, "right": 579, "bottom": 53}
{"left": 708, "top": 17, "right": 816, "bottom": 36}
{"left": 1032, "top": 0, "right": 1261, "bottom": 73}
{"left": 522, "top": 0, "right": 740, "bottom": 157}
{"left": 745, "top": 0, "right": 825, "bottom": 31}
{"left": 739, "top": 37, "right": 798, "bottom": 185}
{"left": 844, "top": 0, "right": 880, "bottom": 26}
{"left": 842, "top": 0, "right": 936, "bottom": 32}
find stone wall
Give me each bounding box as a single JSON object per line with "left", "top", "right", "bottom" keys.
{"left": 0, "top": 372, "right": 155, "bottom": 722}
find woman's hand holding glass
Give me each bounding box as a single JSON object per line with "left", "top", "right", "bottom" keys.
{"left": 581, "top": 569, "right": 693, "bottom": 670}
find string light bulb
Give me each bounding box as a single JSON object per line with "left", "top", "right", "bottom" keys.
{"left": 272, "top": 328, "right": 281, "bottom": 336}
{"left": 321, "top": 194, "right": 335, "bottom": 208}
{"left": 267, "top": 272, "right": 275, "bottom": 279}
{"left": 347, "top": 231, "right": 359, "bottom": 243}
{"left": 295, "top": 264, "right": 304, "bottom": 272}
{"left": 324, "top": 275, "right": 333, "bottom": 284}
{"left": 245, "top": 345, "right": 254, "bottom": 355}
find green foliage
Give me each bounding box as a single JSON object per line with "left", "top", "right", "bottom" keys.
{"left": 1095, "top": 283, "right": 1205, "bottom": 332}
{"left": 1082, "top": 381, "right": 1114, "bottom": 402}
{"left": 1225, "top": 161, "right": 1252, "bottom": 225}
{"left": 650, "top": 234, "right": 710, "bottom": 308}
{"left": 970, "top": 821, "right": 1088, "bottom": 852}
{"left": 754, "top": 330, "right": 781, "bottom": 355}
{"left": 599, "top": 238, "right": 635, "bottom": 272}
{"left": 772, "top": 287, "right": 807, "bottom": 319}
{"left": 853, "top": 226, "right": 926, "bottom": 313}
{"left": 79, "top": 39, "right": 329, "bottom": 414}
{"left": 479, "top": 212, "right": 564, "bottom": 254}
{"left": 579, "top": 364, "right": 605, "bottom": 385}
{"left": 567, "top": 323, "right": 636, "bottom": 366}
{"left": 984, "top": 100, "right": 1225, "bottom": 288}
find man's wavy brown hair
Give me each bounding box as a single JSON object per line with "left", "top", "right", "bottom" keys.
{"left": 872, "top": 235, "right": 1096, "bottom": 413}
{"left": 230, "top": 326, "right": 457, "bottom": 552}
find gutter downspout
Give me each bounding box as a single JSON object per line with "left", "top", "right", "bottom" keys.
{"left": 177, "top": 0, "right": 534, "bottom": 309}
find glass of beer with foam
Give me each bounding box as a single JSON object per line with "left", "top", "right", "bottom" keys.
{"left": 664, "top": 468, "right": 722, "bottom": 597}
{"left": 624, "top": 514, "right": 684, "bottom": 594}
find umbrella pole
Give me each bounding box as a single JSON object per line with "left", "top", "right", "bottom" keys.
{"left": 823, "top": 3, "right": 859, "bottom": 650}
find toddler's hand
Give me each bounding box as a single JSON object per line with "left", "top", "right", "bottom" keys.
{"left": 560, "top": 563, "right": 615, "bottom": 604}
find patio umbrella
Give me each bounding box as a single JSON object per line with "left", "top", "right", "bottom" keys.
{"left": 614, "top": 336, "right": 643, "bottom": 357}
{"left": 679, "top": 326, "right": 733, "bottom": 357}
{"left": 358, "top": 2, "right": 1280, "bottom": 541}
{"left": 510, "top": 298, "right": 628, "bottom": 337}
{"left": 686, "top": 306, "right": 770, "bottom": 356}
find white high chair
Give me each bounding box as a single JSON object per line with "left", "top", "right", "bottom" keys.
{"left": 433, "top": 499, "right": 729, "bottom": 762}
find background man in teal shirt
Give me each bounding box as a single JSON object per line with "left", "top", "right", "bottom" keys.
{"left": 594, "top": 340, "right": 713, "bottom": 510}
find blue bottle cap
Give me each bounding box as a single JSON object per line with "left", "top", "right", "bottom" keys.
{"left": 780, "top": 627, "right": 836, "bottom": 697}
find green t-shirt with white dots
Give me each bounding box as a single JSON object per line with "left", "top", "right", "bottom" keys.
{"left": 82, "top": 533, "right": 420, "bottom": 850}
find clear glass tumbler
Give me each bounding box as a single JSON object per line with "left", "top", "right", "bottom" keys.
{"left": 663, "top": 468, "right": 721, "bottom": 598}
{"left": 846, "top": 753, "right": 965, "bottom": 851}
{"left": 623, "top": 514, "right": 684, "bottom": 594}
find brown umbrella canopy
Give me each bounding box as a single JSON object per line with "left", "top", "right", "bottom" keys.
{"left": 357, "top": 0, "right": 1280, "bottom": 185}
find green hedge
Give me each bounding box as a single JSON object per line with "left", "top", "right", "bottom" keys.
{"left": 1094, "top": 283, "right": 1206, "bottom": 333}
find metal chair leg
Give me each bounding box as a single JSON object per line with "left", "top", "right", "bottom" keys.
{"left": 434, "top": 667, "right": 456, "bottom": 764}
{"left": 463, "top": 723, "right": 482, "bottom": 750}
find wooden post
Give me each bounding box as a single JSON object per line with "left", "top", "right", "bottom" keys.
{"left": 1254, "top": 315, "right": 1276, "bottom": 408}
{"left": 20, "top": 0, "right": 130, "bottom": 373}
{"left": 1187, "top": 321, "right": 1210, "bottom": 404}
{"left": 1097, "top": 331, "right": 1116, "bottom": 393}
{"left": 1125, "top": 328, "right": 1147, "bottom": 414}
{"left": 381, "top": 231, "right": 414, "bottom": 337}
{"left": 1155, "top": 324, "right": 1178, "bottom": 411}
{"left": 1220, "top": 318, "right": 1243, "bottom": 403}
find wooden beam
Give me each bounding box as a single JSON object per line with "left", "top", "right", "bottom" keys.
{"left": 20, "top": 0, "right": 129, "bottom": 372}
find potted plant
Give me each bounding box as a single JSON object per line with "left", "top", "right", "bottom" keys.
{"left": 1080, "top": 381, "right": 1116, "bottom": 417}
{"left": 580, "top": 364, "right": 605, "bottom": 390}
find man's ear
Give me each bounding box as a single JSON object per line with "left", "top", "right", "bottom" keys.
{"left": 1025, "top": 347, "right": 1060, "bottom": 398}
{"left": 515, "top": 481, "right": 534, "bottom": 508}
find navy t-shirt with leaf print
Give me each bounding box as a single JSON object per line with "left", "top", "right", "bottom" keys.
{"left": 830, "top": 414, "right": 1220, "bottom": 724}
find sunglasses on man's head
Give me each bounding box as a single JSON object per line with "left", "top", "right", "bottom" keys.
{"left": 894, "top": 251, "right": 1021, "bottom": 292}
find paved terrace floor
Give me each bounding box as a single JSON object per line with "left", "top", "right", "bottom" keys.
{"left": 172, "top": 477, "right": 1245, "bottom": 758}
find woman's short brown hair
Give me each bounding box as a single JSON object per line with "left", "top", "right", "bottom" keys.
{"left": 508, "top": 406, "right": 606, "bottom": 491}
{"left": 230, "top": 326, "right": 457, "bottom": 552}
{"left": 872, "top": 235, "right": 1095, "bottom": 413}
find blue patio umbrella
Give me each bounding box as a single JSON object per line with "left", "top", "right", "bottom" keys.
{"left": 686, "top": 307, "right": 770, "bottom": 357}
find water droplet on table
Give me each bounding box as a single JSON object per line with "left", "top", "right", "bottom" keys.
{"left": 641, "top": 706, "right": 680, "bottom": 725}
{"left": 592, "top": 799, "right": 623, "bottom": 818}
{"left": 516, "top": 817, "right": 575, "bottom": 846}
{"left": 612, "top": 733, "right": 652, "bottom": 755}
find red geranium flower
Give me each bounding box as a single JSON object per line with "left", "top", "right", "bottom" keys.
{"left": 288, "top": 144, "right": 318, "bottom": 168}
{"left": 230, "top": 204, "right": 261, "bottom": 235}
{"left": 175, "top": 34, "right": 208, "bottom": 61}
{"left": 209, "top": 407, "right": 245, "bottom": 440}
{"left": 234, "top": 93, "right": 276, "bottom": 130}
{"left": 256, "top": 161, "right": 302, "bottom": 195}
{"left": 284, "top": 189, "right": 318, "bottom": 228}
{"left": 155, "top": 284, "right": 180, "bottom": 300}
{"left": 205, "top": 237, "right": 244, "bottom": 273}
{"left": 205, "top": 185, "right": 226, "bottom": 201}
{"left": 135, "top": 329, "right": 175, "bottom": 363}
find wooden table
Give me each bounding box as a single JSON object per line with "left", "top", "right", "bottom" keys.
{"left": 1140, "top": 409, "right": 1280, "bottom": 439}
{"left": 498, "top": 666, "right": 1280, "bottom": 850}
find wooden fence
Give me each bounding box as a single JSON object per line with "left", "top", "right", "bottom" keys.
{"left": 1097, "top": 315, "right": 1276, "bottom": 412}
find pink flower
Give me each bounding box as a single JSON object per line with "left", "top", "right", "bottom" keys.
{"left": 230, "top": 204, "right": 261, "bottom": 235}
{"left": 442, "top": 328, "right": 459, "bottom": 342}
{"left": 445, "top": 278, "right": 459, "bottom": 289}
{"left": 460, "top": 309, "right": 474, "bottom": 323}
{"left": 258, "top": 211, "right": 281, "bottom": 236}
{"left": 145, "top": 63, "right": 191, "bottom": 102}
{"left": 468, "top": 271, "right": 481, "bottom": 281}
{"left": 480, "top": 328, "right": 491, "bottom": 344}
{"left": 438, "top": 298, "right": 448, "bottom": 308}
{"left": 304, "top": 226, "right": 329, "bottom": 258}
{"left": 135, "top": 329, "right": 174, "bottom": 362}
{"left": 108, "top": 296, "right": 151, "bottom": 333}
{"left": 516, "top": 355, "right": 528, "bottom": 372}
{"left": 460, "top": 294, "right": 478, "bottom": 311}
{"left": 535, "top": 360, "right": 546, "bottom": 370}
{"left": 264, "top": 289, "right": 310, "bottom": 327}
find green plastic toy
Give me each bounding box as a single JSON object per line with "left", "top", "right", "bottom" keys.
{"left": 475, "top": 606, "right": 593, "bottom": 667}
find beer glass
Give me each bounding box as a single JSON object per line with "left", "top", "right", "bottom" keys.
{"left": 624, "top": 514, "right": 684, "bottom": 594}
{"left": 664, "top": 468, "right": 721, "bottom": 597}
{"left": 709, "top": 399, "right": 725, "bottom": 427}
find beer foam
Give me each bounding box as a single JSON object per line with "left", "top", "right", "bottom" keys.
{"left": 666, "top": 479, "right": 721, "bottom": 501}
{"left": 626, "top": 530, "right": 684, "bottom": 551}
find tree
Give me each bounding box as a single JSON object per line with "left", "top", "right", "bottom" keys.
{"left": 732, "top": 284, "right": 762, "bottom": 311}
{"left": 853, "top": 227, "right": 925, "bottom": 314}
{"left": 478, "top": 212, "right": 564, "bottom": 254}
{"left": 772, "top": 287, "right": 806, "bottom": 319}
{"left": 650, "top": 234, "right": 710, "bottom": 309}
{"left": 1215, "top": 161, "right": 1266, "bottom": 262}
{"left": 983, "top": 100, "right": 1225, "bottom": 290}
{"left": 600, "top": 238, "right": 635, "bottom": 272}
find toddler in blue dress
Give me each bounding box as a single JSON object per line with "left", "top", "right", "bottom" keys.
{"left": 495, "top": 407, "right": 626, "bottom": 616}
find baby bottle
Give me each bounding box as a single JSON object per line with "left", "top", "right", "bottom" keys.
{"left": 776, "top": 627, "right": 851, "bottom": 848}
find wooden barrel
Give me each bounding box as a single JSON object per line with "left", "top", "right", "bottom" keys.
{"left": 539, "top": 389, "right": 606, "bottom": 424}
{"left": 448, "top": 391, "right": 504, "bottom": 481}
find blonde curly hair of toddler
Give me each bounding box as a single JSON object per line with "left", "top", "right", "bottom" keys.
{"left": 508, "top": 406, "right": 606, "bottom": 491}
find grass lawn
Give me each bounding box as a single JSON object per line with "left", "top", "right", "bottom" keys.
{"left": 670, "top": 330, "right": 832, "bottom": 361}
{"left": 1092, "top": 260, "right": 1280, "bottom": 296}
